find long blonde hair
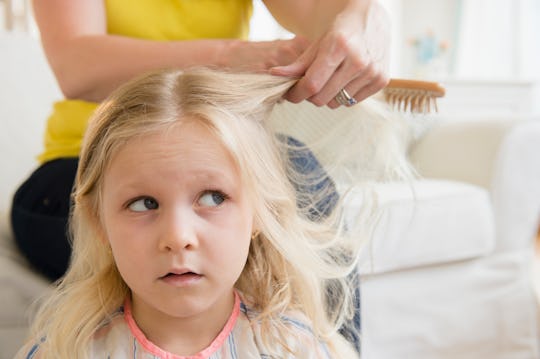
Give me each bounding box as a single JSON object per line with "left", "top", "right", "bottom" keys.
{"left": 18, "top": 68, "right": 396, "bottom": 358}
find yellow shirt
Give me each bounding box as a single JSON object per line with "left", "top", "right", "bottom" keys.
{"left": 39, "top": 0, "right": 253, "bottom": 163}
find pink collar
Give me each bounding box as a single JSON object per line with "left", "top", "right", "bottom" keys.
{"left": 123, "top": 291, "right": 241, "bottom": 359}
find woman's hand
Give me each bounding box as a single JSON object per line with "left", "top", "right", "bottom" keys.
{"left": 270, "top": 1, "right": 390, "bottom": 108}
{"left": 220, "top": 36, "right": 310, "bottom": 72}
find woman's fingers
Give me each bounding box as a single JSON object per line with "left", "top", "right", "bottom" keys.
{"left": 270, "top": 1, "right": 391, "bottom": 108}
{"left": 272, "top": 33, "right": 348, "bottom": 103}
{"left": 271, "top": 30, "right": 388, "bottom": 108}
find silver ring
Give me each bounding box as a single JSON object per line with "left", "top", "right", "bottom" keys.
{"left": 335, "top": 88, "right": 358, "bottom": 107}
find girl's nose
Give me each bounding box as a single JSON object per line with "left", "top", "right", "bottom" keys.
{"left": 158, "top": 208, "right": 198, "bottom": 252}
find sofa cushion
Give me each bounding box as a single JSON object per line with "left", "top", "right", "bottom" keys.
{"left": 0, "top": 215, "right": 51, "bottom": 359}
{"left": 346, "top": 179, "right": 495, "bottom": 275}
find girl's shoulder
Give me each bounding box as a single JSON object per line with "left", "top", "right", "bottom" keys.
{"left": 89, "top": 307, "right": 133, "bottom": 357}
{"left": 240, "top": 301, "right": 317, "bottom": 335}
{"left": 238, "top": 302, "right": 333, "bottom": 358}
{"left": 15, "top": 310, "right": 126, "bottom": 359}
{"left": 16, "top": 309, "right": 127, "bottom": 359}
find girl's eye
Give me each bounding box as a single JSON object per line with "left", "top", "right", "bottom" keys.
{"left": 198, "top": 191, "right": 227, "bottom": 207}
{"left": 128, "top": 197, "right": 159, "bottom": 212}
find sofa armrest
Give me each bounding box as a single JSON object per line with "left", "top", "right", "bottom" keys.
{"left": 409, "top": 118, "right": 517, "bottom": 189}
{"left": 348, "top": 179, "right": 494, "bottom": 275}
{"left": 409, "top": 118, "right": 540, "bottom": 250}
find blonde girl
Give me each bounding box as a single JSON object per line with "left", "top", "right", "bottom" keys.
{"left": 17, "top": 68, "right": 364, "bottom": 358}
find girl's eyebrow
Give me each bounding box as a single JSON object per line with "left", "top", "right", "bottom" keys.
{"left": 190, "top": 170, "right": 238, "bottom": 187}
{"left": 193, "top": 167, "right": 234, "bottom": 178}
{"left": 110, "top": 168, "right": 238, "bottom": 191}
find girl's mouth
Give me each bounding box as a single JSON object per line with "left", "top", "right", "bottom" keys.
{"left": 160, "top": 272, "right": 202, "bottom": 287}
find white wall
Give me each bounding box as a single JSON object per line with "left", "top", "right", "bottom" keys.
{"left": 400, "top": 0, "right": 460, "bottom": 79}
{"left": 249, "top": 1, "right": 291, "bottom": 41}
{"left": 0, "top": 0, "right": 32, "bottom": 33}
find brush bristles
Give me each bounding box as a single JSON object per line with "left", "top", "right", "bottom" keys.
{"left": 384, "top": 88, "right": 439, "bottom": 114}
{"left": 383, "top": 79, "right": 445, "bottom": 114}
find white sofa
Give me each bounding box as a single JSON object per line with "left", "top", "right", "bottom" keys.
{"left": 357, "top": 118, "right": 540, "bottom": 358}
{"left": 271, "top": 100, "right": 540, "bottom": 358}
{"left": 1, "top": 32, "right": 539, "bottom": 359}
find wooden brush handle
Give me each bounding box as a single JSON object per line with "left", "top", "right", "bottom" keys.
{"left": 386, "top": 78, "right": 446, "bottom": 97}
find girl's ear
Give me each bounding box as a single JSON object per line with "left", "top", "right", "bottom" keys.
{"left": 95, "top": 221, "right": 114, "bottom": 257}
{"left": 98, "top": 228, "right": 109, "bottom": 245}
{"left": 251, "top": 229, "right": 261, "bottom": 241}
{"left": 95, "top": 213, "right": 110, "bottom": 245}
{"left": 251, "top": 218, "right": 261, "bottom": 241}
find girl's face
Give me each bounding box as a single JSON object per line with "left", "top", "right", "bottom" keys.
{"left": 101, "top": 120, "right": 254, "bottom": 330}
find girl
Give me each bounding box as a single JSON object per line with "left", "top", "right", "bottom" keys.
{"left": 17, "top": 68, "right": 366, "bottom": 358}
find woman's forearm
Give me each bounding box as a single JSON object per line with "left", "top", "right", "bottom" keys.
{"left": 263, "top": 0, "right": 382, "bottom": 40}
{"left": 44, "top": 35, "right": 309, "bottom": 103}
{"left": 46, "top": 35, "right": 238, "bottom": 102}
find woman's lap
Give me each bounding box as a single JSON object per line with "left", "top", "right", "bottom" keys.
{"left": 10, "top": 158, "right": 78, "bottom": 281}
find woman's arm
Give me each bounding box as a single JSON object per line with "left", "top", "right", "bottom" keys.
{"left": 33, "top": 0, "right": 308, "bottom": 103}
{"left": 264, "top": 0, "right": 391, "bottom": 107}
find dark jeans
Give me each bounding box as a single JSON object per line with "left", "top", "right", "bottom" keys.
{"left": 281, "top": 136, "right": 361, "bottom": 353}
{"left": 10, "top": 137, "right": 360, "bottom": 352}
{"left": 11, "top": 158, "right": 77, "bottom": 281}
